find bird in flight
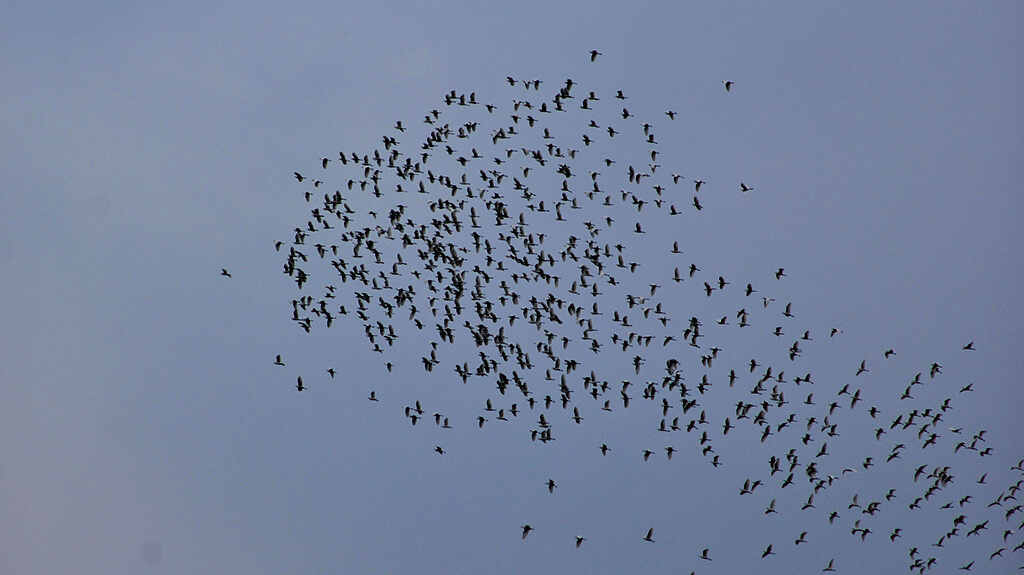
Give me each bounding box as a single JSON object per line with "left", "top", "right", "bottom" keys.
{"left": 590, "top": 50, "right": 602, "bottom": 62}
{"left": 723, "top": 81, "right": 734, "bottom": 91}
{"left": 643, "top": 528, "right": 655, "bottom": 542}
{"left": 220, "top": 269, "right": 232, "bottom": 278}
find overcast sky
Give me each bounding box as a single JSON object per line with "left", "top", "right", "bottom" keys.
{"left": 2, "top": 3, "right": 1023, "bottom": 574}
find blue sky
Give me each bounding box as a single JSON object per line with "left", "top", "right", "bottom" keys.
{"left": 2, "top": 3, "right": 1022, "bottom": 574}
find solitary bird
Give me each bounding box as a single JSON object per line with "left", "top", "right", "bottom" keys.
{"left": 590, "top": 50, "right": 601, "bottom": 62}
{"left": 643, "top": 528, "right": 655, "bottom": 542}
{"left": 220, "top": 269, "right": 232, "bottom": 278}
{"left": 723, "top": 81, "right": 734, "bottom": 91}
{"left": 575, "top": 536, "right": 587, "bottom": 548}
{"left": 295, "top": 376, "right": 305, "bottom": 392}
{"left": 521, "top": 525, "right": 533, "bottom": 539}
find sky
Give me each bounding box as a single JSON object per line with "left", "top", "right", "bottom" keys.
{"left": 2, "top": 3, "right": 1023, "bottom": 574}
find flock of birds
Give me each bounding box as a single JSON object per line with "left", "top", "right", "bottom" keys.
{"left": 230, "top": 52, "right": 1021, "bottom": 572}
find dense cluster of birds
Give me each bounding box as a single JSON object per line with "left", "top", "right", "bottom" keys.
{"left": 235, "top": 52, "right": 1022, "bottom": 572}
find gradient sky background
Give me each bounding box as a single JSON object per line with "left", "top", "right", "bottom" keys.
{"left": 2, "top": 3, "right": 1023, "bottom": 574}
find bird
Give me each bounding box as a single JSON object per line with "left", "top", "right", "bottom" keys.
{"left": 761, "top": 544, "right": 774, "bottom": 557}
{"left": 856, "top": 360, "right": 868, "bottom": 375}
{"left": 274, "top": 355, "right": 285, "bottom": 366}
{"left": 220, "top": 269, "right": 232, "bottom": 278}
{"left": 589, "top": 50, "right": 601, "bottom": 62}
{"left": 723, "top": 81, "right": 734, "bottom": 91}
{"left": 740, "top": 183, "right": 754, "bottom": 192}
{"left": 521, "top": 525, "right": 533, "bottom": 539}
{"left": 700, "top": 548, "right": 711, "bottom": 561}
{"left": 435, "top": 446, "right": 445, "bottom": 454}
{"left": 295, "top": 376, "right": 305, "bottom": 391}
{"left": 643, "top": 528, "right": 655, "bottom": 542}
{"left": 575, "top": 536, "right": 587, "bottom": 548}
